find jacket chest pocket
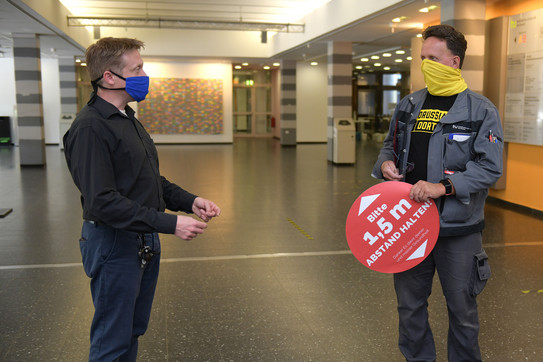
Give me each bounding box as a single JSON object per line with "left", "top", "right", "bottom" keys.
{"left": 443, "top": 133, "right": 475, "bottom": 172}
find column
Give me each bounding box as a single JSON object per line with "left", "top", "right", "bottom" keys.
{"left": 280, "top": 60, "right": 296, "bottom": 146}
{"left": 13, "top": 33, "right": 45, "bottom": 166}
{"left": 327, "top": 42, "right": 352, "bottom": 161}
{"left": 441, "top": 0, "right": 486, "bottom": 94}
{"left": 58, "top": 56, "right": 77, "bottom": 115}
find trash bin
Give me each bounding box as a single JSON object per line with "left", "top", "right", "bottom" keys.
{"left": 59, "top": 113, "right": 76, "bottom": 149}
{"left": 0, "top": 116, "right": 12, "bottom": 146}
{"left": 333, "top": 118, "right": 355, "bottom": 164}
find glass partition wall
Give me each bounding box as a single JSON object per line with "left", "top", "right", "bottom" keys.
{"left": 233, "top": 69, "right": 273, "bottom": 136}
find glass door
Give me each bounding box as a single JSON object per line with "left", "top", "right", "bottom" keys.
{"left": 233, "top": 70, "right": 272, "bottom": 136}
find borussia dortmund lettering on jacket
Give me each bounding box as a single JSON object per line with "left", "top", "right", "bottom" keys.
{"left": 413, "top": 109, "right": 448, "bottom": 133}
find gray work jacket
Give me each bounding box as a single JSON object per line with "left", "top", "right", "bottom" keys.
{"left": 372, "top": 88, "right": 504, "bottom": 237}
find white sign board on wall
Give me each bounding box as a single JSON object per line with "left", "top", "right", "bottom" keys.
{"left": 504, "top": 8, "right": 543, "bottom": 146}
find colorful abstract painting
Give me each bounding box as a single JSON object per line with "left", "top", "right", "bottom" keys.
{"left": 138, "top": 78, "right": 223, "bottom": 134}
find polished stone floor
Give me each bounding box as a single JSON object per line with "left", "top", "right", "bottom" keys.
{"left": 0, "top": 138, "right": 542, "bottom": 361}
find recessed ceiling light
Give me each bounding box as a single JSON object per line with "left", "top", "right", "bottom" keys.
{"left": 234, "top": 65, "right": 242, "bottom": 69}
{"left": 361, "top": 58, "right": 369, "bottom": 62}
{"left": 392, "top": 16, "right": 408, "bottom": 23}
{"left": 263, "top": 66, "right": 270, "bottom": 70}
{"left": 272, "top": 62, "right": 280, "bottom": 67}
{"left": 242, "top": 62, "right": 249, "bottom": 66}
{"left": 355, "top": 65, "right": 362, "bottom": 70}
{"left": 384, "top": 66, "right": 391, "bottom": 70}
{"left": 371, "top": 55, "right": 379, "bottom": 60}
{"left": 374, "top": 63, "right": 382, "bottom": 67}
{"left": 383, "top": 53, "right": 392, "bottom": 57}
{"left": 310, "top": 62, "right": 318, "bottom": 66}
{"left": 395, "top": 50, "right": 406, "bottom": 55}
{"left": 406, "top": 56, "right": 413, "bottom": 60}
{"left": 419, "top": 7, "right": 429, "bottom": 13}
{"left": 395, "top": 59, "right": 403, "bottom": 63}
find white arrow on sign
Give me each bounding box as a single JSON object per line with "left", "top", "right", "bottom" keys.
{"left": 406, "top": 240, "right": 428, "bottom": 261}
{"left": 358, "top": 194, "right": 380, "bottom": 216}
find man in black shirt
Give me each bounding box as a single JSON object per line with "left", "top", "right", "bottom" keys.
{"left": 64, "top": 37, "right": 221, "bottom": 361}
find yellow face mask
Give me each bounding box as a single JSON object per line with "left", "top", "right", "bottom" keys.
{"left": 421, "top": 59, "right": 467, "bottom": 96}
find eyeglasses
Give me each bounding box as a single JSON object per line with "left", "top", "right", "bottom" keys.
{"left": 392, "top": 150, "right": 415, "bottom": 173}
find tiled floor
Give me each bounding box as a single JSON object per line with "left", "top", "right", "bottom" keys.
{"left": 1, "top": 138, "right": 542, "bottom": 361}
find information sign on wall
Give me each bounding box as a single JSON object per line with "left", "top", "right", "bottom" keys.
{"left": 504, "top": 8, "right": 543, "bottom": 146}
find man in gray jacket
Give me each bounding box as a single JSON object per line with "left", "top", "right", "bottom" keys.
{"left": 372, "top": 25, "right": 503, "bottom": 361}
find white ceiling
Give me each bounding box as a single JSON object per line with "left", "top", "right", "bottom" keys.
{"left": 0, "top": 0, "right": 443, "bottom": 71}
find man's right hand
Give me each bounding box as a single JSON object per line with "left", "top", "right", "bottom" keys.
{"left": 175, "top": 215, "right": 208, "bottom": 240}
{"left": 381, "top": 160, "right": 403, "bottom": 181}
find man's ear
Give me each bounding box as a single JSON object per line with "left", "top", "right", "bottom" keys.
{"left": 102, "top": 71, "right": 116, "bottom": 85}
{"left": 452, "top": 56, "right": 461, "bottom": 69}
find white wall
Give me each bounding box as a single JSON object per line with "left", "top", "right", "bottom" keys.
{"left": 142, "top": 62, "right": 233, "bottom": 143}
{"left": 0, "top": 58, "right": 17, "bottom": 144}
{"left": 41, "top": 57, "right": 61, "bottom": 144}
{"left": 296, "top": 62, "right": 328, "bottom": 143}
{"left": 102, "top": 27, "right": 270, "bottom": 59}
{"left": 0, "top": 57, "right": 233, "bottom": 145}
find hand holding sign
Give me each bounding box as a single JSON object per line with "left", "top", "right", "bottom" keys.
{"left": 346, "top": 181, "right": 440, "bottom": 273}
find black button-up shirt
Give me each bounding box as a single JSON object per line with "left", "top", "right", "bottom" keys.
{"left": 63, "top": 95, "right": 197, "bottom": 234}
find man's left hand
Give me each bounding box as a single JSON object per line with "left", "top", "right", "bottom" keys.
{"left": 409, "top": 181, "right": 447, "bottom": 203}
{"left": 192, "top": 197, "right": 221, "bottom": 222}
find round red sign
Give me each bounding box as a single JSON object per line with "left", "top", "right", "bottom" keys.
{"left": 346, "top": 181, "right": 440, "bottom": 273}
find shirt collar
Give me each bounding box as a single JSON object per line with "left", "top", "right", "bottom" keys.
{"left": 90, "top": 93, "right": 136, "bottom": 120}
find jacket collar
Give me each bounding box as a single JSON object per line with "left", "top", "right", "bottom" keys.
{"left": 408, "top": 88, "right": 470, "bottom": 124}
